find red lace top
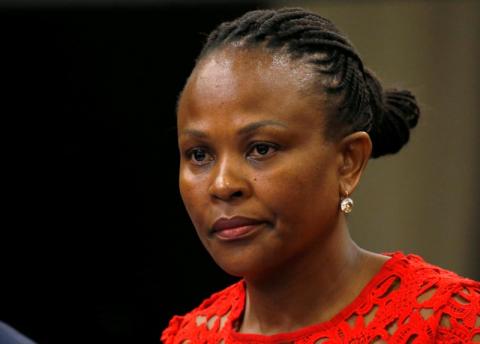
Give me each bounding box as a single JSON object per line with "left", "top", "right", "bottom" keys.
{"left": 162, "top": 252, "right": 480, "bottom": 343}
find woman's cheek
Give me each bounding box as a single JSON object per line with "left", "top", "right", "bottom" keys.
{"left": 181, "top": 178, "right": 212, "bottom": 232}
{"left": 179, "top": 166, "right": 201, "bottom": 202}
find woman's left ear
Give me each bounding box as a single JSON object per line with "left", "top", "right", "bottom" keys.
{"left": 337, "top": 131, "right": 372, "bottom": 194}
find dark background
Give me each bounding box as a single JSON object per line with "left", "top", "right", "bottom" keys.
{"left": 2, "top": 3, "right": 262, "bottom": 343}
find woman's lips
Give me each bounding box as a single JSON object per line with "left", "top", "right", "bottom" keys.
{"left": 211, "top": 216, "right": 265, "bottom": 241}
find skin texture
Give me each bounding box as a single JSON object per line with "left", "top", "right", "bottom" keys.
{"left": 177, "top": 47, "right": 389, "bottom": 335}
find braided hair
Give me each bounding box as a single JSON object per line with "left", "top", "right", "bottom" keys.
{"left": 196, "top": 8, "right": 420, "bottom": 158}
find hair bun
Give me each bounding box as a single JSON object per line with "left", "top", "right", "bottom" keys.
{"left": 384, "top": 90, "right": 420, "bottom": 128}
{"left": 368, "top": 86, "right": 420, "bottom": 159}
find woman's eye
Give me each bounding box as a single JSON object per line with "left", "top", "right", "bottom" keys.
{"left": 188, "top": 148, "right": 213, "bottom": 165}
{"left": 248, "top": 143, "right": 278, "bottom": 159}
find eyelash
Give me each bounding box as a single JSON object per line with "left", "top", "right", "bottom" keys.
{"left": 185, "top": 142, "right": 279, "bottom": 166}
{"left": 186, "top": 147, "right": 212, "bottom": 166}
{"left": 247, "top": 142, "right": 279, "bottom": 160}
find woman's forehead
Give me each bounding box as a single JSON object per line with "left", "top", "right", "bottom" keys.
{"left": 189, "top": 47, "right": 318, "bottom": 99}
{"left": 177, "top": 48, "right": 328, "bottom": 134}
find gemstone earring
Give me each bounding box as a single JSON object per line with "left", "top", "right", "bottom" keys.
{"left": 340, "top": 193, "right": 354, "bottom": 214}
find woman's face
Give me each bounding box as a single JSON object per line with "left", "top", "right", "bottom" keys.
{"left": 177, "top": 47, "right": 343, "bottom": 278}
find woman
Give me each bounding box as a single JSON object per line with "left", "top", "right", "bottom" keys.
{"left": 162, "top": 8, "right": 480, "bottom": 343}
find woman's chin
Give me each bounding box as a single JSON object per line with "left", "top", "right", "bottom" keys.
{"left": 210, "top": 252, "right": 272, "bottom": 279}
{"left": 204, "top": 233, "right": 284, "bottom": 279}
{"left": 213, "top": 257, "right": 258, "bottom": 278}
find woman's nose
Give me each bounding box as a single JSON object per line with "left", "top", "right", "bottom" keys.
{"left": 208, "top": 159, "right": 251, "bottom": 202}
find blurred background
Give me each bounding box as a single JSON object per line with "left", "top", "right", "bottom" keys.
{"left": 1, "top": 0, "right": 479, "bottom": 343}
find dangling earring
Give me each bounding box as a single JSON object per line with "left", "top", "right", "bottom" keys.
{"left": 340, "top": 192, "right": 354, "bottom": 214}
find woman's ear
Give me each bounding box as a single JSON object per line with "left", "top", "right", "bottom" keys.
{"left": 337, "top": 131, "right": 372, "bottom": 195}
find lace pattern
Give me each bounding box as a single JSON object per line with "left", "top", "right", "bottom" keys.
{"left": 161, "top": 253, "right": 480, "bottom": 343}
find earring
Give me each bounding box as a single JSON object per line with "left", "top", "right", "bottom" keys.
{"left": 340, "top": 193, "right": 354, "bottom": 214}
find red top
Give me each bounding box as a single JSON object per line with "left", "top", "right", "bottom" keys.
{"left": 162, "top": 252, "right": 480, "bottom": 343}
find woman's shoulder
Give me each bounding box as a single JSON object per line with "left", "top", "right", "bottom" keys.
{"left": 377, "top": 252, "right": 480, "bottom": 342}
{"left": 382, "top": 251, "right": 480, "bottom": 311}
{"left": 161, "top": 280, "right": 244, "bottom": 344}
{"left": 386, "top": 251, "right": 479, "bottom": 288}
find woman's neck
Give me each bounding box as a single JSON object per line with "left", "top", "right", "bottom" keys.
{"left": 238, "top": 221, "right": 388, "bottom": 336}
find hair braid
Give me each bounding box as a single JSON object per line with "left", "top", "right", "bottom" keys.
{"left": 197, "top": 7, "right": 420, "bottom": 159}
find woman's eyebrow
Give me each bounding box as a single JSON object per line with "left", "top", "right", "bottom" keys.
{"left": 238, "top": 120, "right": 288, "bottom": 136}
{"left": 180, "top": 120, "right": 288, "bottom": 139}
{"left": 179, "top": 128, "right": 208, "bottom": 138}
